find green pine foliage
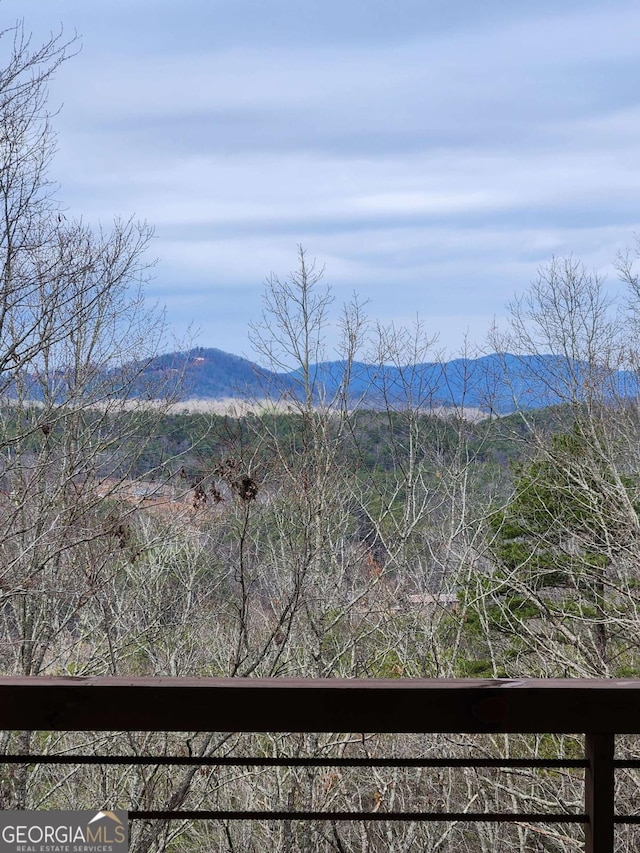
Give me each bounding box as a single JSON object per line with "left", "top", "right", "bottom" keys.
{"left": 463, "top": 421, "right": 640, "bottom": 677}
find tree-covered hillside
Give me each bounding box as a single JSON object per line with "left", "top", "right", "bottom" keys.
{"left": 144, "top": 347, "right": 640, "bottom": 414}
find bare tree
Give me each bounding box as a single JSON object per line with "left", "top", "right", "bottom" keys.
{"left": 0, "top": 15, "right": 179, "bottom": 680}
{"left": 0, "top": 20, "right": 197, "bottom": 848}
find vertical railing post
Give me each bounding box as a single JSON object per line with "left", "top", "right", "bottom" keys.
{"left": 585, "top": 733, "right": 615, "bottom": 853}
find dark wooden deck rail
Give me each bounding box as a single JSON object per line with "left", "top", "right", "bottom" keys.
{"left": 1, "top": 677, "right": 640, "bottom": 852}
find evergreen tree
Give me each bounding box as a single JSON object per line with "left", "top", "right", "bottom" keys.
{"left": 470, "top": 423, "right": 640, "bottom": 676}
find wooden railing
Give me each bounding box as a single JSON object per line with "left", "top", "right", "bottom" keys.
{"left": 1, "top": 677, "right": 640, "bottom": 852}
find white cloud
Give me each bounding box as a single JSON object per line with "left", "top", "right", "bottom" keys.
{"left": 5, "top": 0, "right": 640, "bottom": 358}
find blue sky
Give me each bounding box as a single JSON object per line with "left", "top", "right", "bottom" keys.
{"left": 5, "top": 0, "right": 640, "bottom": 360}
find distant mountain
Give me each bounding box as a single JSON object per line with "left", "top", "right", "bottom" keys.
{"left": 147, "top": 347, "right": 292, "bottom": 400}
{"left": 151, "top": 348, "right": 639, "bottom": 415}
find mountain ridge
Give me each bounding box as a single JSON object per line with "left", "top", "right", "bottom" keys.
{"left": 160, "top": 348, "right": 638, "bottom": 415}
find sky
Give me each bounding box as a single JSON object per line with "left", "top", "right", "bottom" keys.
{"left": 4, "top": 0, "right": 640, "bottom": 362}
